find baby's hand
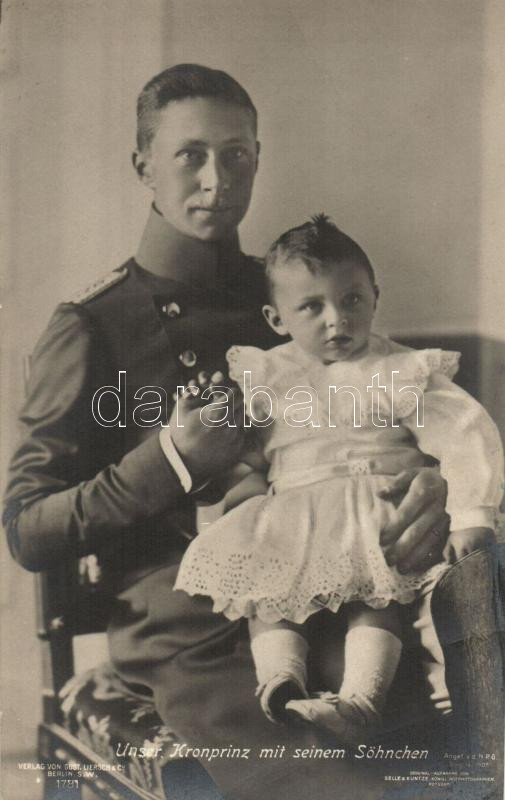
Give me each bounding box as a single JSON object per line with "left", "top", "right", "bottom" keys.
{"left": 443, "top": 527, "right": 495, "bottom": 564}
{"left": 222, "top": 467, "right": 269, "bottom": 512}
{"left": 169, "top": 371, "right": 246, "bottom": 482}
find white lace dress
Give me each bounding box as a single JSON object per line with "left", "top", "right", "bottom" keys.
{"left": 175, "top": 335, "right": 503, "bottom": 624}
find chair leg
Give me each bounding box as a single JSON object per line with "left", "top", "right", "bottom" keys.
{"left": 38, "top": 726, "right": 82, "bottom": 800}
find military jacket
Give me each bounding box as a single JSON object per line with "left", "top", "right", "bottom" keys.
{"left": 3, "top": 209, "right": 277, "bottom": 587}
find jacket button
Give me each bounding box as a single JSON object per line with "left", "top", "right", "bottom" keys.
{"left": 179, "top": 349, "right": 197, "bottom": 368}
{"left": 162, "top": 301, "right": 181, "bottom": 318}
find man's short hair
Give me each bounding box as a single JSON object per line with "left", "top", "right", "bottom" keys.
{"left": 265, "top": 214, "right": 376, "bottom": 299}
{"left": 136, "top": 63, "right": 257, "bottom": 152}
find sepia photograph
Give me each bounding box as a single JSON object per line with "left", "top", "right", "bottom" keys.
{"left": 1, "top": 1, "right": 504, "bottom": 799}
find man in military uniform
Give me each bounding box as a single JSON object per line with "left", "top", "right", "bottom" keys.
{"left": 4, "top": 64, "right": 450, "bottom": 799}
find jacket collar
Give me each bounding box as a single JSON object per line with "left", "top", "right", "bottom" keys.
{"left": 135, "top": 205, "right": 242, "bottom": 291}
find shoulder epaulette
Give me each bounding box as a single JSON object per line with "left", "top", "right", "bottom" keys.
{"left": 67, "top": 266, "right": 129, "bottom": 304}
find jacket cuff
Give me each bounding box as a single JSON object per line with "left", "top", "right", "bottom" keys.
{"left": 116, "top": 433, "right": 186, "bottom": 514}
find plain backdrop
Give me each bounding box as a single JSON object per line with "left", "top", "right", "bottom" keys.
{"left": 1, "top": 2, "right": 504, "bottom": 796}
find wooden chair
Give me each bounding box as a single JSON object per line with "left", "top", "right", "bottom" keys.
{"left": 35, "top": 557, "right": 223, "bottom": 800}
{"left": 432, "top": 543, "right": 505, "bottom": 789}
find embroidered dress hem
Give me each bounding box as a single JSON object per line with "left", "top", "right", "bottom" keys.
{"left": 202, "top": 562, "right": 448, "bottom": 624}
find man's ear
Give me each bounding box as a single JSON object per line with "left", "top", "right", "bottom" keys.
{"left": 262, "top": 304, "right": 288, "bottom": 336}
{"left": 255, "top": 140, "right": 261, "bottom": 173}
{"left": 132, "top": 149, "right": 155, "bottom": 188}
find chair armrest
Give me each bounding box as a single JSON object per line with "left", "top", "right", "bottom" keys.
{"left": 431, "top": 545, "right": 504, "bottom": 767}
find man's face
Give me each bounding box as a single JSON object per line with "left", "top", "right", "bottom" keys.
{"left": 264, "top": 259, "right": 377, "bottom": 363}
{"left": 137, "top": 97, "right": 259, "bottom": 241}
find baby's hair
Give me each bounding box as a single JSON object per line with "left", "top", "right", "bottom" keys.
{"left": 265, "top": 214, "right": 376, "bottom": 300}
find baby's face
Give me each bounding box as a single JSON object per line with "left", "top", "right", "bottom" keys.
{"left": 264, "top": 258, "right": 377, "bottom": 363}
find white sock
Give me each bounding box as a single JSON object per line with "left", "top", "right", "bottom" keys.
{"left": 339, "top": 625, "right": 402, "bottom": 721}
{"left": 250, "top": 629, "right": 309, "bottom": 690}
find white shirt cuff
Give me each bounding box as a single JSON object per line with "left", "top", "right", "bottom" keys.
{"left": 159, "top": 430, "right": 192, "bottom": 493}
{"left": 449, "top": 507, "right": 496, "bottom": 532}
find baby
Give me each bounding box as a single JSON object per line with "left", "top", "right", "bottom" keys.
{"left": 175, "top": 215, "right": 503, "bottom": 741}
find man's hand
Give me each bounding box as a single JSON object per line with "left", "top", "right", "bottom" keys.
{"left": 443, "top": 527, "right": 495, "bottom": 564}
{"left": 378, "top": 466, "right": 449, "bottom": 573}
{"left": 167, "top": 371, "right": 246, "bottom": 483}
